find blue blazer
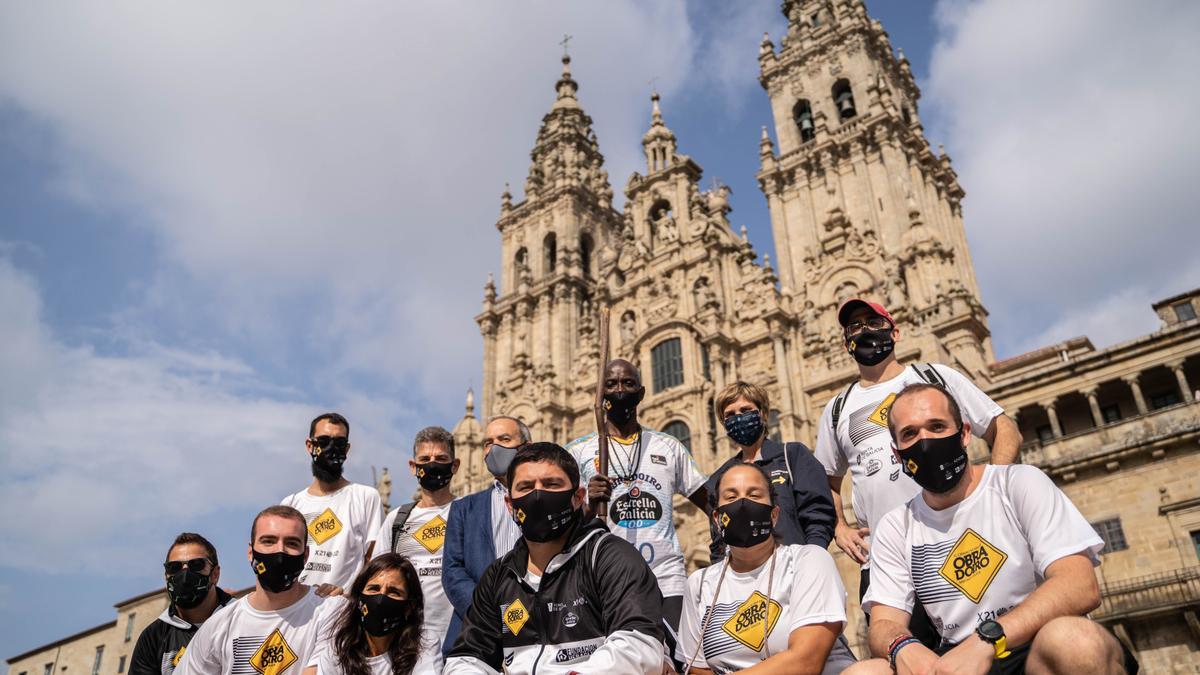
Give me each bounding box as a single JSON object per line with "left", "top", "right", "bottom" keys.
{"left": 441, "top": 487, "right": 496, "bottom": 658}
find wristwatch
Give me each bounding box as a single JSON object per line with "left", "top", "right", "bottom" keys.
{"left": 976, "top": 620, "right": 1011, "bottom": 659}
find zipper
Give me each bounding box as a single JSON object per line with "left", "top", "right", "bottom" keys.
{"left": 530, "top": 584, "right": 546, "bottom": 675}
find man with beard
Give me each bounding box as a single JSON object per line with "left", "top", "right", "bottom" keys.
{"left": 280, "top": 412, "right": 382, "bottom": 596}
{"left": 370, "top": 425, "right": 459, "bottom": 670}
{"left": 814, "top": 299, "right": 1020, "bottom": 646}
{"left": 845, "top": 385, "right": 1135, "bottom": 675}
{"left": 444, "top": 443, "right": 665, "bottom": 674}
{"left": 565, "top": 359, "right": 708, "bottom": 656}
{"left": 174, "top": 506, "right": 344, "bottom": 674}
{"left": 130, "top": 533, "right": 235, "bottom": 675}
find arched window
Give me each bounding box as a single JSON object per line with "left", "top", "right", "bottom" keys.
{"left": 651, "top": 337, "right": 684, "bottom": 392}
{"left": 832, "top": 79, "right": 857, "bottom": 121}
{"left": 794, "top": 99, "right": 815, "bottom": 142}
{"left": 664, "top": 421, "right": 691, "bottom": 453}
{"left": 579, "top": 233, "right": 594, "bottom": 279}
{"left": 543, "top": 233, "right": 557, "bottom": 275}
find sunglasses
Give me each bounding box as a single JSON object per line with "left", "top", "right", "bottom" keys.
{"left": 164, "top": 557, "right": 211, "bottom": 575}
{"left": 309, "top": 435, "right": 349, "bottom": 452}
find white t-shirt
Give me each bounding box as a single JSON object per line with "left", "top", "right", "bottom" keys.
{"left": 862, "top": 465, "right": 1104, "bottom": 645}
{"left": 175, "top": 588, "right": 342, "bottom": 675}
{"left": 281, "top": 483, "right": 382, "bottom": 590}
{"left": 679, "top": 545, "right": 855, "bottom": 675}
{"left": 310, "top": 628, "right": 442, "bottom": 675}
{"left": 814, "top": 364, "right": 1004, "bottom": 546}
{"left": 567, "top": 428, "right": 708, "bottom": 597}
{"left": 369, "top": 502, "right": 452, "bottom": 671}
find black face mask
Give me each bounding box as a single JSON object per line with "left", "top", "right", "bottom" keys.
{"left": 166, "top": 570, "right": 211, "bottom": 610}
{"left": 311, "top": 448, "right": 347, "bottom": 483}
{"left": 511, "top": 488, "right": 579, "bottom": 543}
{"left": 251, "top": 549, "right": 306, "bottom": 593}
{"left": 603, "top": 388, "right": 644, "bottom": 427}
{"left": 415, "top": 461, "right": 454, "bottom": 491}
{"left": 897, "top": 430, "right": 968, "bottom": 494}
{"left": 359, "top": 592, "right": 409, "bottom": 636}
{"left": 716, "top": 498, "right": 775, "bottom": 549}
{"left": 847, "top": 328, "right": 895, "bottom": 366}
{"left": 723, "top": 411, "right": 765, "bottom": 447}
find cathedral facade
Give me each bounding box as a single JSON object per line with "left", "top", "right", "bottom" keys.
{"left": 453, "top": 0, "right": 991, "bottom": 494}
{"left": 448, "top": 0, "right": 1200, "bottom": 668}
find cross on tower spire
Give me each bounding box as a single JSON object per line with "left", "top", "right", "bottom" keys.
{"left": 559, "top": 34, "right": 572, "bottom": 57}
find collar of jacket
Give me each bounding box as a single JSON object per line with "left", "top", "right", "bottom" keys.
{"left": 725, "top": 436, "right": 784, "bottom": 466}
{"left": 502, "top": 514, "right": 607, "bottom": 583}
{"left": 160, "top": 587, "right": 235, "bottom": 629}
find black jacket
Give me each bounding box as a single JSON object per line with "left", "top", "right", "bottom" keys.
{"left": 706, "top": 438, "right": 836, "bottom": 559}
{"left": 444, "top": 515, "right": 666, "bottom": 674}
{"left": 129, "top": 588, "right": 234, "bottom": 675}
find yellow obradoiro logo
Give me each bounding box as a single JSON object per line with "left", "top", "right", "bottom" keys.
{"left": 939, "top": 528, "right": 1008, "bottom": 603}
{"left": 867, "top": 393, "right": 897, "bottom": 428}
{"left": 503, "top": 598, "right": 531, "bottom": 636}
{"left": 249, "top": 628, "right": 297, "bottom": 674}
{"left": 722, "top": 591, "right": 782, "bottom": 652}
{"left": 172, "top": 646, "right": 186, "bottom": 667}
{"left": 308, "top": 508, "right": 343, "bottom": 545}
{"left": 415, "top": 515, "right": 447, "bottom": 553}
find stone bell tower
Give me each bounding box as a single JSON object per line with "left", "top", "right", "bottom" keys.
{"left": 758, "top": 0, "right": 994, "bottom": 405}
{"left": 473, "top": 53, "right": 623, "bottom": 468}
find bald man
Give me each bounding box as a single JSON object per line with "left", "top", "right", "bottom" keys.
{"left": 565, "top": 359, "right": 708, "bottom": 661}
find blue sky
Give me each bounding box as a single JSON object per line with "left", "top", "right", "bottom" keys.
{"left": 1, "top": 0, "right": 1198, "bottom": 661}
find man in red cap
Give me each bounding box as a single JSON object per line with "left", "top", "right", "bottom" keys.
{"left": 814, "top": 298, "right": 1021, "bottom": 646}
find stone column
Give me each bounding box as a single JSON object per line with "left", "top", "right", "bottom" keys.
{"left": 1168, "top": 359, "right": 1193, "bottom": 403}
{"left": 1043, "top": 401, "right": 1063, "bottom": 439}
{"left": 1082, "top": 386, "right": 1104, "bottom": 428}
{"left": 770, "top": 322, "right": 797, "bottom": 439}
{"left": 1123, "top": 373, "right": 1148, "bottom": 415}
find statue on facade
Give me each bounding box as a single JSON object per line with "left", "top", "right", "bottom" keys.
{"left": 620, "top": 310, "right": 637, "bottom": 346}
{"left": 377, "top": 467, "right": 392, "bottom": 512}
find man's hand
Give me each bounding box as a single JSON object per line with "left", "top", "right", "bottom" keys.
{"left": 587, "top": 474, "right": 614, "bottom": 506}
{"left": 314, "top": 583, "right": 343, "bottom": 598}
{"left": 834, "top": 521, "right": 870, "bottom": 564}
{"left": 894, "top": 643, "right": 939, "bottom": 675}
{"left": 930, "top": 636, "right": 993, "bottom": 675}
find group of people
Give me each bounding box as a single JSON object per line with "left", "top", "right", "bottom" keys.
{"left": 128, "top": 299, "right": 1138, "bottom": 674}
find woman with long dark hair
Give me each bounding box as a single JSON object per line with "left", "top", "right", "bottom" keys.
{"left": 303, "top": 553, "right": 433, "bottom": 675}
{"left": 681, "top": 463, "right": 857, "bottom": 674}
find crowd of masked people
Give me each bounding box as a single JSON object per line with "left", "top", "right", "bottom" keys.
{"left": 132, "top": 299, "right": 1140, "bottom": 675}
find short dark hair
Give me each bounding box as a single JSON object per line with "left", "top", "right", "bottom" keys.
{"left": 250, "top": 505, "right": 308, "bottom": 542}
{"left": 310, "top": 412, "right": 350, "bottom": 438}
{"left": 886, "top": 383, "right": 964, "bottom": 442}
{"left": 487, "top": 415, "right": 532, "bottom": 444}
{"left": 413, "top": 426, "right": 455, "bottom": 458}
{"left": 166, "top": 532, "right": 219, "bottom": 567}
{"left": 506, "top": 442, "right": 580, "bottom": 489}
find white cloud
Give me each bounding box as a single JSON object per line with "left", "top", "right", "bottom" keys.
{"left": 0, "top": 1, "right": 698, "bottom": 414}
{"left": 927, "top": 0, "right": 1200, "bottom": 356}
{"left": 0, "top": 1, "right": 796, "bottom": 581}
{"left": 0, "top": 255, "right": 411, "bottom": 573}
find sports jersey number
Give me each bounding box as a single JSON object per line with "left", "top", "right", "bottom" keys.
{"left": 639, "top": 542, "right": 655, "bottom": 564}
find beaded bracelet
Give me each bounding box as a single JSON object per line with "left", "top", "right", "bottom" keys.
{"left": 888, "top": 636, "right": 922, "bottom": 670}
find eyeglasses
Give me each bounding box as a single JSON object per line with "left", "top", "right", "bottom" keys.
{"left": 164, "top": 557, "right": 211, "bottom": 575}
{"left": 844, "top": 316, "right": 892, "bottom": 337}
{"left": 309, "top": 435, "right": 349, "bottom": 452}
